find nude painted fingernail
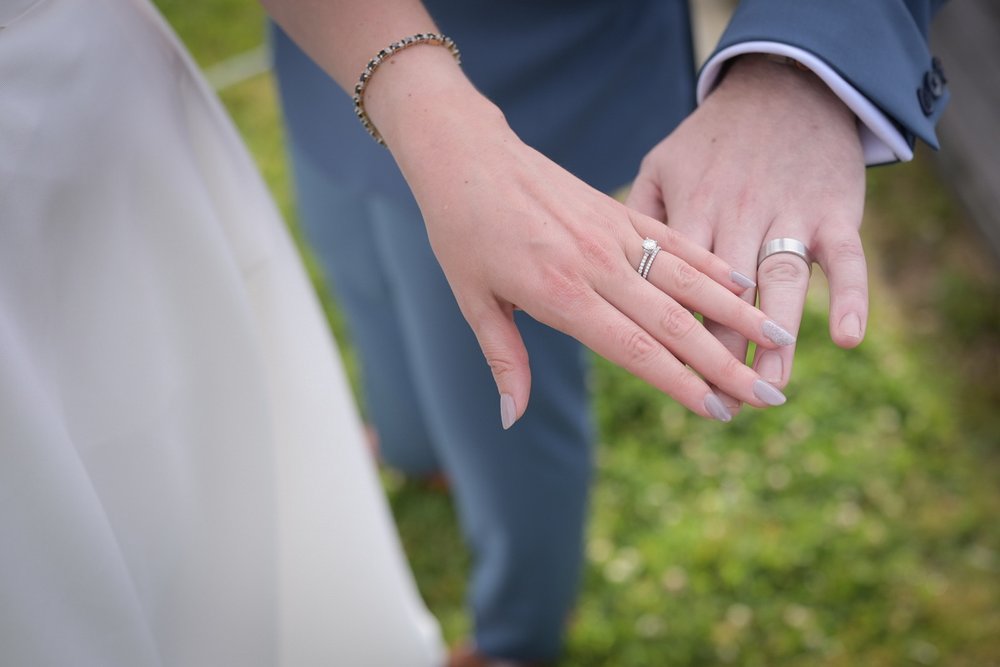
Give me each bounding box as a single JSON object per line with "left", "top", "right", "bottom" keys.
{"left": 500, "top": 393, "right": 517, "bottom": 430}
{"left": 839, "top": 312, "right": 863, "bottom": 340}
{"left": 730, "top": 270, "right": 757, "bottom": 290}
{"left": 762, "top": 320, "right": 796, "bottom": 346}
{"left": 704, "top": 392, "right": 733, "bottom": 422}
{"left": 753, "top": 379, "right": 787, "bottom": 406}
{"left": 756, "top": 350, "right": 783, "bottom": 384}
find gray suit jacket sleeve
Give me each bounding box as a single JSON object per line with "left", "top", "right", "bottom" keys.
{"left": 708, "top": 0, "right": 950, "bottom": 151}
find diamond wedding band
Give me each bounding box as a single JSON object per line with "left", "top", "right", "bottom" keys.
{"left": 638, "top": 238, "right": 660, "bottom": 280}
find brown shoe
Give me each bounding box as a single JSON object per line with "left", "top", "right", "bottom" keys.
{"left": 446, "top": 643, "right": 549, "bottom": 667}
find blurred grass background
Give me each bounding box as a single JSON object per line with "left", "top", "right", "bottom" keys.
{"left": 155, "top": 2, "right": 1000, "bottom": 664}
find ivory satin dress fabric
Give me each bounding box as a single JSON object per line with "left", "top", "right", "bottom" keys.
{"left": 0, "top": 0, "right": 444, "bottom": 664}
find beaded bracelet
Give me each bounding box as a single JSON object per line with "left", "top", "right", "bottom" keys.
{"left": 353, "top": 33, "right": 462, "bottom": 147}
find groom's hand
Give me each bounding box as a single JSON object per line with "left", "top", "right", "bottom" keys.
{"left": 627, "top": 54, "right": 868, "bottom": 412}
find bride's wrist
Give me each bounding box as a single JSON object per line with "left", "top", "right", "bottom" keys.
{"left": 361, "top": 43, "right": 505, "bottom": 156}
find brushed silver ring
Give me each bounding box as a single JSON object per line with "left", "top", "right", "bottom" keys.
{"left": 757, "top": 238, "right": 814, "bottom": 271}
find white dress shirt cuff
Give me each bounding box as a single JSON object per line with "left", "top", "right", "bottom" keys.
{"left": 698, "top": 41, "right": 913, "bottom": 165}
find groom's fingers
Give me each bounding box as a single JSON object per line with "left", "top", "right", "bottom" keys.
{"left": 625, "top": 172, "right": 667, "bottom": 223}
{"left": 818, "top": 226, "right": 869, "bottom": 349}
{"left": 751, "top": 246, "right": 811, "bottom": 388}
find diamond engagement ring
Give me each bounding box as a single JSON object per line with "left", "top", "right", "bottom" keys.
{"left": 757, "top": 238, "right": 814, "bottom": 273}
{"left": 637, "top": 238, "right": 661, "bottom": 280}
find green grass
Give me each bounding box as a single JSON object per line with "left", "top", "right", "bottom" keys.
{"left": 156, "top": 4, "right": 1000, "bottom": 664}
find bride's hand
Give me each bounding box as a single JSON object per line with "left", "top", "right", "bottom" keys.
{"left": 361, "top": 46, "right": 795, "bottom": 427}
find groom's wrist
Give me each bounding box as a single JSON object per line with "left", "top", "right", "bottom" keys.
{"left": 716, "top": 54, "right": 857, "bottom": 137}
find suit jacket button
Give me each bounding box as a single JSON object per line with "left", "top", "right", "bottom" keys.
{"left": 932, "top": 56, "right": 947, "bottom": 82}
{"left": 917, "top": 85, "right": 935, "bottom": 116}
{"left": 925, "top": 69, "right": 946, "bottom": 98}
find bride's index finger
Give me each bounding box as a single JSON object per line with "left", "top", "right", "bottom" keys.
{"left": 626, "top": 208, "right": 756, "bottom": 295}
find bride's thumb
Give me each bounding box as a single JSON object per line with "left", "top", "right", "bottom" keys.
{"left": 470, "top": 303, "right": 531, "bottom": 430}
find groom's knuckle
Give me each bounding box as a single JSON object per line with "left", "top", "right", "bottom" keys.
{"left": 759, "top": 255, "right": 808, "bottom": 286}
{"left": 830, "top": 237, "right": 865, "bottom": 264}
{"left": 840, "top": 283, "right": 868, "bottom": 303}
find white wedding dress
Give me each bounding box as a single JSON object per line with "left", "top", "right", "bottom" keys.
{"left": 0, "top": 0, "right": 444, "bottom": 664}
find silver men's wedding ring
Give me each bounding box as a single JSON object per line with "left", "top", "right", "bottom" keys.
{"left": 637, "top": 238, "right": 661, "bottom": 280}
{"left": 757, "top": 238, "right": 814, "bottom": 271}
